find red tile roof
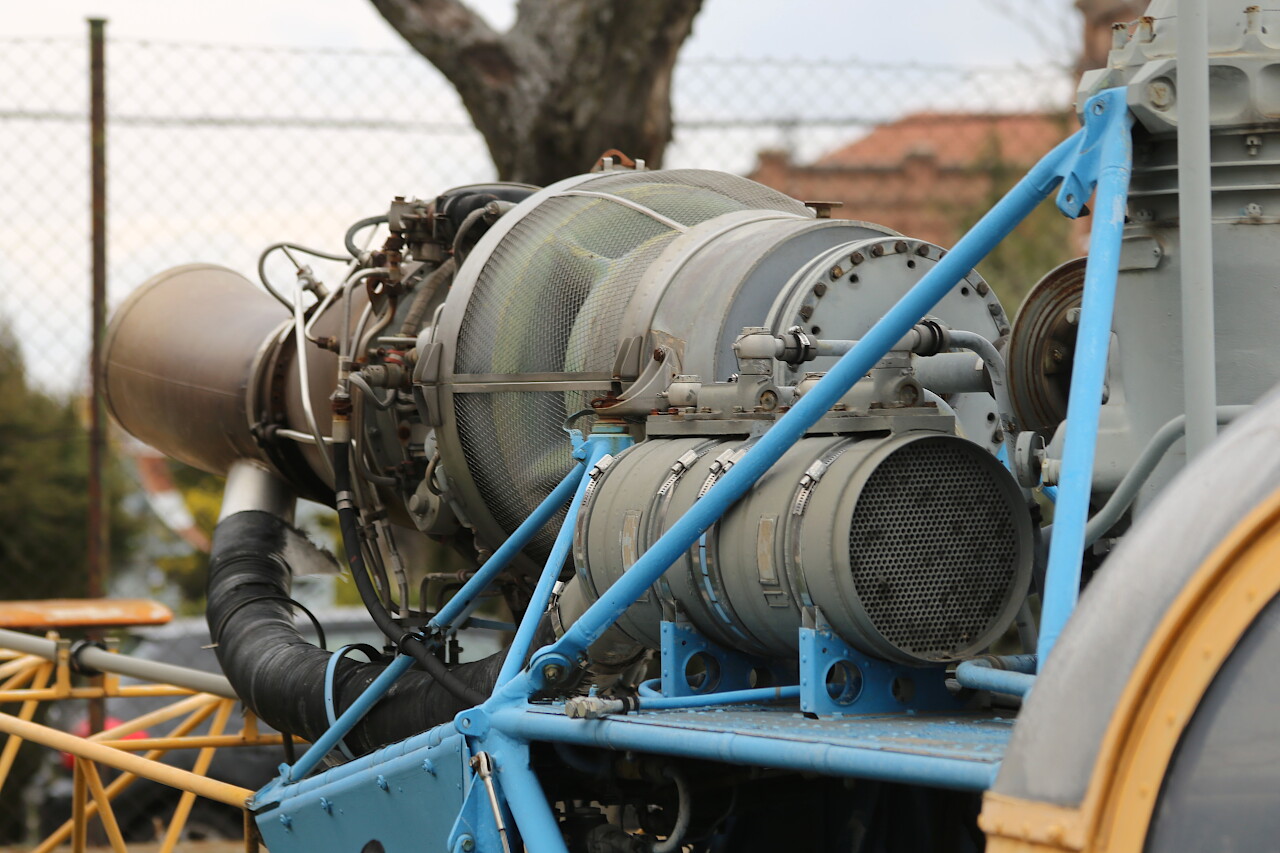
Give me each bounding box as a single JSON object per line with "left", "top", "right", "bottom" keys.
{"left": 815, "top": 111, "right": 1069, "bottom": 170}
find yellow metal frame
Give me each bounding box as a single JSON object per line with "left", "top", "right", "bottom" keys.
{"left": 982, "top": 485, "right": 1280, "bottom": 852}
{"left": 0, "top": 634, "right": 296, "bottom": 853}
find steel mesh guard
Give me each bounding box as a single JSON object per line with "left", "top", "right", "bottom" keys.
{"left": 848, "top": 437, "right": 1024, "bottom": 660}
{"left": 448, "top": 170, "right": 812, "bottom": 561}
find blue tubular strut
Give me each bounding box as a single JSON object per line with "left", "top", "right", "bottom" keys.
{"left": 282, "top": 652, "right": 416, "bottom": 783}
{"left": 1037, "top": 91, "right": 1133, "bottom": 667}
{"left": 495, "top": 428, "right": 633, "bottom": 686}
{"left": 509, "top": 91, "right": 1131, "bottom": 701}
{"left": 954, "top": 655, "right": 1038, "bottom": 698}
{"left": 428, "top": 462, "right": 588, "bottom": 635}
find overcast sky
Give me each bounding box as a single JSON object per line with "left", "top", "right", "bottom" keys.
{"left": 6, "top": 1, "right": 1081, "bottom": 69}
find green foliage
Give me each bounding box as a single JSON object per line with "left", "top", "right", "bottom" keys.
{"left": 0, "top": 324, "right": 138, "bottom": 601}
{"left": 159, "top": 462, "right": 224, "bottom": 612}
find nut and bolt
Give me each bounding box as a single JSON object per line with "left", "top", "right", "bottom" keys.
{"left": 894, "top": 240, "right": 908, "bottom": 254}
{"left": 914, "top": 244, "right": 930, "bottom": 257}
{"left": 813, "top": 282, "right": 828, "bottom": 297}
{"left": 799, "top": 305, "right": 814, "bottom": 321}
{"left": 652, "top": 348, "right": 665, "bottom": 362}
{"left": 850, "top": 251, "right": 865, "bottom": 266}
{"left": 870, "top": 244, "right": 885, "bottom": 258}
{"left": 829, "top": 266, "right": 843, "bottom": 281}
{"left": 1146, "top": 78, "right": 1175, "bottom": 111}
{"left": 541, "top": 663, "right": 565, "bottom": 684}
{"left": 975, "top": 281, "right": 990, "bottom": 296}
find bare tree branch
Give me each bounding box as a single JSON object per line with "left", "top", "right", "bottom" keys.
{"left": 373, "top": 0, "right": 703, "bottom": 184}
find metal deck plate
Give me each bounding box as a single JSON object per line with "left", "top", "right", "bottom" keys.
{"left": 503, "top": 704, "right": 1013, "bottom": 790}
{"left": 612, "top": 705, "right": 1013, "bottom": 763}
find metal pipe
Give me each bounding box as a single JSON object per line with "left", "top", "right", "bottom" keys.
{"left": 0, "top": 712, "right": 252, "bottom": 807}
{"left": 1041, "top": 405, "right": 1248, "bottom": 547}
{"left": 496, "top": 746, "right": 572, "bottom": 853}
{"left": 87, "top": 16, "right": 108, "bottom": 739}
{"left": 1176, "top": 0, "right": 1218, "bottom": 460}
{"left": 281, "top": 653, "right": 415, "bottom": 783}
{"left": 491, "top": 708, "right": 998, "bottom": 791}
{"left": 428, "top": 463, "right": 587, "bottom": 634}
{"left": 293, "top": 276, "right": 336, "bottom": 483}
{"left": 912, "top": 352, "right": 989, "bottom": 395}
{"left": 948, "top": 330, "right": 1017, "bottom": 467}
{"left": 1037, "top": 92, "right": 1133, "bottom": 668}
{"left": 651, "top": 766, "right": 691, "bottom": 853}
{"left": 0, "top": 628, "right": 235, "bottom": 698}
{"left": 954, "top": 655, "right": 1037, "bottom": 698}
{"left": 564, "top": 685, "right": 801, "bottom": 717}
{"left": 496, "top": 433, "right": 628, "bottom": 685}
{"left": 514, "top": 126, "right": 1089, "bottom": 699}
{"left": 218, "top": 460, "right": 295, "bottom": 524}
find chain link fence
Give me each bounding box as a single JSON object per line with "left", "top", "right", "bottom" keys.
{"left": 0, "top": 31, "right": 1073, "bottom": 840}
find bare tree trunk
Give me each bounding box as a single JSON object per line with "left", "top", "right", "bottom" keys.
{"left": 373, "top": 0, "right": 703, "bottom": 185}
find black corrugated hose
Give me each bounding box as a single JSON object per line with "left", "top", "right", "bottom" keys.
{"left": 206, "top": 478, "right": 504, "bottom": 755}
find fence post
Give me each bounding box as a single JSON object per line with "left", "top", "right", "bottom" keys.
{"left": 87, "top": 16, "right": 108, "bottom": 736}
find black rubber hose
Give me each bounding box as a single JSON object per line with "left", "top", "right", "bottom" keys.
{"left": 206, "top": 510, "right": 505, "bottom": 755}
{"left": 333, "top": 440, "right": 491, "bottom": 707}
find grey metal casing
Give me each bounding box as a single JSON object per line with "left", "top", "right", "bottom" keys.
{"left": 574, "top": 426, "right": 1032, "bottom": 666}
{"left": 418, "top": 169, "right": 1012, "bottom": 570}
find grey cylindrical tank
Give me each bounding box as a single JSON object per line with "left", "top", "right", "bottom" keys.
{"left": 574, "top": 430, "right": 1032, "bottom": 666}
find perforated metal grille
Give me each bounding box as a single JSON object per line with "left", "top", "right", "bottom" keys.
{"left": 848, "top": 437, "right": 1022, "bottom": 660}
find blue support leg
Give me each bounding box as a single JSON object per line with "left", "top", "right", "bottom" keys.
{"left": 1037, "top": 89, "right": 1134, "bottom": 667}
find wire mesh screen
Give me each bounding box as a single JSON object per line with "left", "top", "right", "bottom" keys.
{"left": 0, "top": 31, "right": 1072, "bottom": 840}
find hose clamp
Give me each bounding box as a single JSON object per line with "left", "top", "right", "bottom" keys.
{"left": 69, "top": 639, "right": 108, "bottom": 677}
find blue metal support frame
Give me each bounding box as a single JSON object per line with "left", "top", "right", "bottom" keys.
{"left": 429, "top": 461, "right": 588, "bottom": 635}
{"left": 280, "top": 653, "right": 417, "bottom": 783}
{"left": 495, "top": 426, "right": 634, "bottom": 685}
{"left": 1037, "top": 90, "right": 1133, "bottom": 666}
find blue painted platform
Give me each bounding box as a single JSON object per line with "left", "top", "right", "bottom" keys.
{"left": 494, "top": 704, "right": 1013, "bottom": 791}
